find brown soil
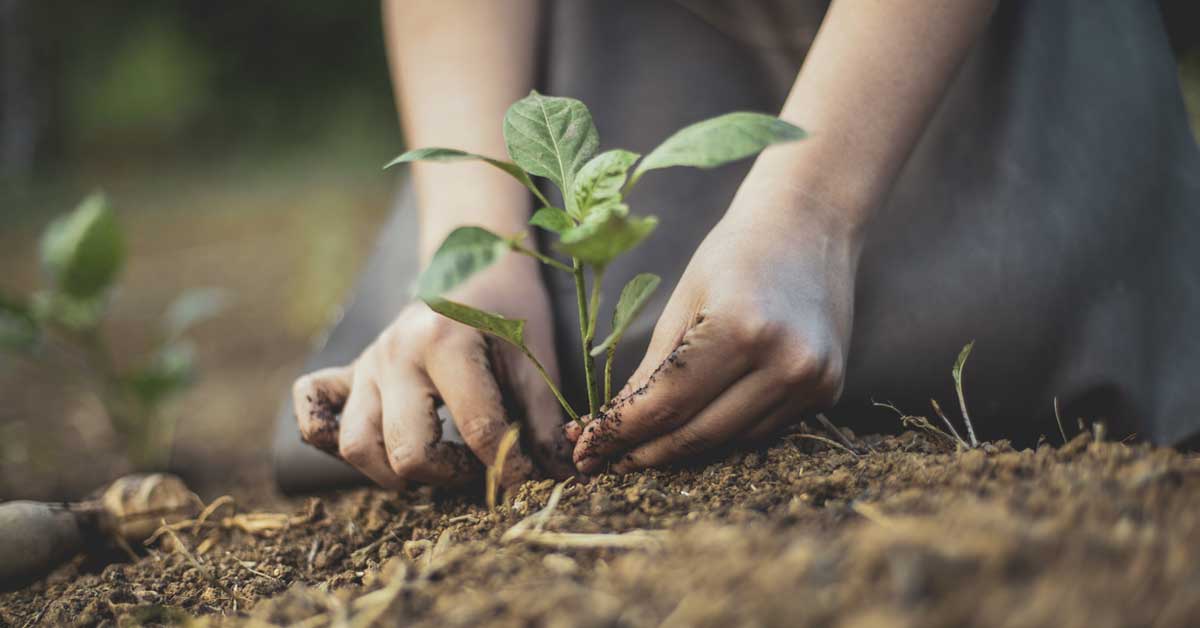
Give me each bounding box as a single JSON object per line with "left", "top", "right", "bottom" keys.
{"left": 2, "top": 426, "right": 1199, "bottom": 628}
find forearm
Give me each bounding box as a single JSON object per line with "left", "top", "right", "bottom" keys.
{"left": 382, "top": 0, "right": 540, "bottom": 263}
{"left": 742, "top": 0, "right": 997, "bottom": 236}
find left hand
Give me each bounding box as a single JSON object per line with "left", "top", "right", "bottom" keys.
{"left": 566, "top": 183, "right": 862, "bottom": 473}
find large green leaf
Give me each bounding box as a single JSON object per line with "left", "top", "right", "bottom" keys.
{"left": 40, "top": 192, "right": 126, "bottom": 299}
{"left": 424, "top": 298, "right": 526, "bottom": 349}
{"left": 416, "top": 226, "right": 509, "bottom": 300}
{"left": 591, "top": 273, "right": 661, "bottom": 356}
{"left": 630, "top": 112, "right": 806, "bottom": 187}
{"left": 0, "top": 294, "right": 38, "bottom": 353}
{"left": 528, "top": 207, "right": 574, "bottom": 234}
{"left": 571, "top": 149, "right": 639, "bottom": 220}
{"left": 503, "top": 91, "right": 598, "bottom": 214}
{"left": 556, "top": 207, "right": 657, "bottom": 268}
{"left": 384, "top": 147, "right": 549, "bottom": 206}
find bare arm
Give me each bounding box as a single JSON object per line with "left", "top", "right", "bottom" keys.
{"left": 749, "top": 0, "right": 998, "bottom": 233}
{"left": 382, "top": 0, "right": 540, "bottom": 262}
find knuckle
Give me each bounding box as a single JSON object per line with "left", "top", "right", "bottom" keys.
{"left": 730, "top": 313, "right": 781, "bottom": 349}
{"left": 777, "top": 349, "right": 825, "bottom": 387}
{"left": 666, "top": 426, "right": 712, "bottom": 459}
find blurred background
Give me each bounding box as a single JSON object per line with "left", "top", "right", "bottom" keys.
{"left": 0, "top": 1, "right": 1198, "bottom": 502}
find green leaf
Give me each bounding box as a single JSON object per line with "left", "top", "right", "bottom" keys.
{"left": 952, "top": 340, "right": 974, "bottom": 387}
{"left": 556, "top": 207, "right": 658, "bottom": 268}
{"left": 164, "top": 287, "right": 229, "bottom": 339}
{"left": 416, "top": 226, "right": 509, "bottom": 300}
{"left": 503, "top": 91, "right": 599, "bottom": 214}
{"left": 571, "top": 149, "right": 640, "bottom": 220}
{"left": 124, "top": 341, "right": 196, "bottom": 407}
{"left": 40, "top": 192, "right": 126, "bottom": 299}
{"left": 0, "top": 294, "right": 39, "bottom": 353}
{"left": 529, "top": 207, "right": 574, "bottom": 234}
{"left": 384, "top": 147, "right": 550, "bottom": 206}
{"left": 30, "top": 290, "right": 106, "bottom": 332}
{"left": 630, "top": 112, "right": 806, "bottom": 187}
{"left": 423, "top": 298, "right": 526, "bottom": 349}
{"left": 591, "top": 273, "right": 661, "bottom": 356}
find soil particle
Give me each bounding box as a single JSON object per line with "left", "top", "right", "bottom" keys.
{"left": 3, "top": 425, "right": 1200, "bottom": 627}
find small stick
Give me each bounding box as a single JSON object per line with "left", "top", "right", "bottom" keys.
{"left": 1053, "top": 397, "right": 1068, "bottom": 444}
{"left": 931, "top": 399, "right": 970, "bottom": 449}
{"left": 851, "top": 502, "right": 895, "bottom": 528}
{"left": 793, "top": 434, "right": 860, "bottom": 458}
{"left": 506, "top": 529, "right": 665, "bottom": 550}
{"left": 815, "top": 413, "right": 863, "bottom": 453}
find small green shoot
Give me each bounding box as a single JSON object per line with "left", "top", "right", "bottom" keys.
{"left": 0, "top": 192, "right": 224, "bottom": 469}
{"left": 951, "top": 340, "right": 979, "bottom": 447}
{"left": 387, "top": 92, "right": 806, "bottom": 424}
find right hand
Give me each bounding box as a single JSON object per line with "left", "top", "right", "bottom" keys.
{"left": 292, "top": 256, "right": 572, "bottom": 490}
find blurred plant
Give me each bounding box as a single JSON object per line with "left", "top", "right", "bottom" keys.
{"left": 0, "top": 192, "right": 226, "bottom": 470}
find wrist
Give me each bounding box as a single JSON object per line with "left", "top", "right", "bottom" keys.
{"left": 728, "top": 158, "right": 871, "bottom": 250}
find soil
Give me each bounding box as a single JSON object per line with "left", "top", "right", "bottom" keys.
{"left": 3, "top": 423, "right": 1200, "bottom": 628}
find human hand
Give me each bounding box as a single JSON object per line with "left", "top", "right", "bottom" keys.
{"left": 567, "top": 183, "right": 861, "bottom": 473}
{"left": 293, "top": 256, "right": 572, "bottom": 489}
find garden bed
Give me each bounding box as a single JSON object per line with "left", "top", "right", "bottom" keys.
{"left": 3, "top": 426, "right": 1199, "bottom": 627}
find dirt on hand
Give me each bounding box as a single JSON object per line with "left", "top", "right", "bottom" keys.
{"left": 2, "top": 424, "right": 1199, "bottom": 628}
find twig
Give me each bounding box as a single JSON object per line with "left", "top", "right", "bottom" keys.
{"left": 816, "top": 413, "right": 870, "bottom": 453}
{"left": 793, "top": 434, "right": 860, "bottom": 458}
{"left": 486, "top": 425, "right": 522, "bottom": 510}
{"left": 1053, "top": 396, "right": 1068, "bottom": 444}
{"left": 506, "top": 529, "right": 666, "bottom": 549}
{"left": 192, "top": 495, "right": 235, "bottom": 533}
{"left": 930, "top": 399, "right": 970, "bottom": 449}
{"left": 502, "top": 479, "right": 572, "bottom": 543}
{"left": 952, "top": 341, "right": 980, "bottom": 447}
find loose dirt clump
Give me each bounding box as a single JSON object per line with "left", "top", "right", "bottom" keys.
{"left": 3, "top": 426, "right": 1200, "bottom": 627}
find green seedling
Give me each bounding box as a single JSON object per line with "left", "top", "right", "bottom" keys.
{"left": 386, "top": 92, "right": 806, "bottom": 425}
{"left": 0, "top": 193, "right": 226, "bottom": 469}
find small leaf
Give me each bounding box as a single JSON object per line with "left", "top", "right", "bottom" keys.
{"left": 952, "top": 340, "right": 975, "bottom": 387}
{"left": 423, "top": 298, "right": 526, "bottom": 349}
{"left": 503, "top": 91, "right": 599, "bottom": 214}
{"left": 631, "top": 112, "right": 806, "bottom": 187}
{"left": 529, "top": 207, "right": 574, "bottom": 234}
{"left": 592, "top": 273, "right": 661, "bottom": 356}
{"left": 41, "top": 192, "right": 126, "bottom": 299}
{"left": 164, "top": 287, "right": 229, "bottom": 339}
{"left": 124, "top": 341, "right": 196, "bottom": 407}
{"left": 556, "top": 207, "right": 657, "bottom": 268}
{"left": 30, "top": 290, "right": 106, "bottom": 332}
{"left": 416, "top": 227, "right": 509, "bottom": 300}
{"left": 571, "top": 149, "right": 639, "bottom": 220}
{"left": 0, "top": 294, "right": 38, "bottom": 353}
{"left": 384, "top": 147, "right": 549, "bottom": 205}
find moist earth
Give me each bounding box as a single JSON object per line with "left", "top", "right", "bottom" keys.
{"left": 2, "top": 424, "right": 1200, "bottom": 628}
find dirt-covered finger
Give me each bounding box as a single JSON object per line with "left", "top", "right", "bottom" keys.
{"left": 424, "top": 333, "right": 534, "bottom": 486}
{"left": 378, "top": 358, "right": 482, "bottom": 486}
{"left": 573, "top": 315, "right": 751, "bottom": 473}
{"left": 610, "top": 372, "right": 783, "bottom": 474}
{"left": 337, "top": 365, "right": 406, "bottom": 490}
{"left": 293, "top": 365, "right": 354, "bottom": 456}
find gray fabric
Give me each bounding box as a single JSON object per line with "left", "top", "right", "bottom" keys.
{"left": 273, "top": 0, "right": 1200, "bottom": 492}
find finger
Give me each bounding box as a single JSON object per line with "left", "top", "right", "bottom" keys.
{"left": 573, "top": 314, "right": 752, "bottom": 472}
{"left": 378, "top": 358, "right": 482, "bottom": 486}
{"left": 293, "top": 365, "right": 354, "bottom": 456}
{"left": 424, "top": 334, "right": 534, "bottom": 485}
{"left": 738, "top": 403, "right": 803, "bottom": 444}
{"left": 338, "top": 362, "right": 406, "bottom": 490}
{"left": 610, "top": 371, "right": 784, "bottom": 474}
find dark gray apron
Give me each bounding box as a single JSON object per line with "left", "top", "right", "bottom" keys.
{"left": 272, "top": 0, "right": 1200, "bottom": 492}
